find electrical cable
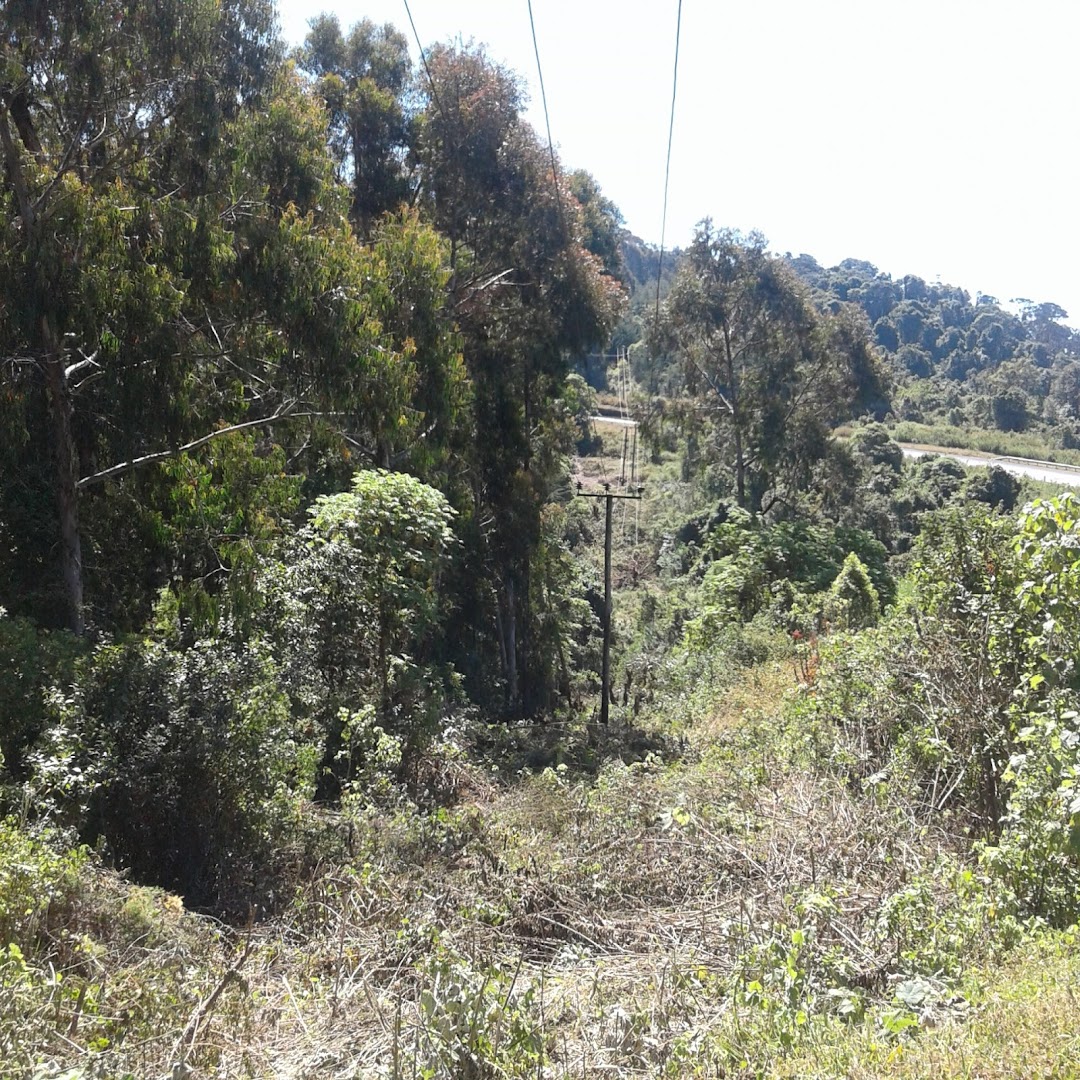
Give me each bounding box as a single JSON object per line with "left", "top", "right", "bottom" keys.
{"left": 654, "top": 0, "right": 683, "bottom": 325}
{"left": 526, "top": 0, "right": 567, "bottom": 235}
{"left": 402, "top": 0, "right": 449, "bottom": 133}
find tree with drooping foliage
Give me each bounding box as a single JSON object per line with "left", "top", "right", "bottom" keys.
{"left": 412, "top": 41, "right": 625, "bottom": 713}
{"left": 655, "top": 223, "right": 886, "bottom": 514}
{"left": 297, "top": 14, "right": 414, "bottom": 237}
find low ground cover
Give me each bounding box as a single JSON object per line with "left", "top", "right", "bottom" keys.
{"left": 5, "top": 625, "right": 1079, "bottom": 1078}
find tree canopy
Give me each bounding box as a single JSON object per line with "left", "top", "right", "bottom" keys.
{"left": 655, "top": 223, "right": 886, "bottom": 513}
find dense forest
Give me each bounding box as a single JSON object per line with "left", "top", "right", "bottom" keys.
{"left": 5, "top": 2, "right": 1080, "bottom": 1077}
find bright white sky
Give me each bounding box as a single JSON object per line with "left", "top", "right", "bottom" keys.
{"left": 276, "top": 0, "right": 1080, "bottom": 323}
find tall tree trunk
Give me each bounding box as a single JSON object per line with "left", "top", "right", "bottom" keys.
{"left": 520, "top": 362, "right": 531, "bottom": 717}
{"left": 42, "top": 317, "right": 85, "bottom": 634}
{"left": 732, "top": 420, "right": 747, "bottom": 509}
{"left": 3, "top": 102, "right": 83, "bottom": 631}
{"left": 502, "top": 574, "right": 517, "bottom": 711}
{"left": 722, "top": 323, "right": 748, "bottom": 509}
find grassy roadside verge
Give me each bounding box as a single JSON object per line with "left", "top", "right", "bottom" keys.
{"left": 884, "top": 422, "right": 1080, "bottom": 467}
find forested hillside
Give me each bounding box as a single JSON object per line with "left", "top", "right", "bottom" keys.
{"left": 4, "top": 3, "right": 1080, "bottom": 1078}
{"left": 788, "top": 254, "right": 1080, "bottom": 448}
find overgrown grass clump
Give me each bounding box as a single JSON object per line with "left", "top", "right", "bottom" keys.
{"left": 0, "top": 819, "right": 239, "bottom": 1078}
{"left": 890, "top": 420, "right": 1080, "bottom": 466}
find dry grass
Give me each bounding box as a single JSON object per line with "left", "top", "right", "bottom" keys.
{"left": 692, "top": 660, "right": 799, "bottom": 743}
{"left": 6, "top": 659, "right": 1077, "bottom": 1078}
{"left": 778, "top": 939, "right": 1080, "bottom": 1079}
{"left": 197, "top": 734, "right": 970, "bottom": 1075}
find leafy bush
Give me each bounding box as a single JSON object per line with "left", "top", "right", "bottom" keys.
{"left": 0, "top": 615, "right": 84, "bottom": 783}
{"left": 39, "top": 635, "right": 311, "bottom": 912}
{"left": 824, "top": 552, "right": 880, "bottom": 630}
{"left": 680, "top": 509, "right": 893, "bottom": 653}
{"left": 688, "top": 509, "right": 892, "bottom": 618}
{"left": 800, "top": 497, "right": 1080, "bottom": 923}
{"left": 979, "top": 497, "right": 1080, "bottom": 922}
{"left": 0, "top": 819, "right": 88, "bottom": 948}
{"left": 409, "top": 944, "right": 543, "bottom": 1078}
{"left": 262, "top": 469, "right": 459, "bottom": 800}
{"left": 795, "top": 508, "right": 1017, "bottom": 826}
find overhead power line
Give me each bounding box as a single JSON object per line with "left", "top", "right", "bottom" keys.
{"left": 654, "top": 0, "right": 684, "bottom": 323}
{"left": 402, "top": 0, "right": 448, "bottom": 130}
{"left": 526, "top": 0, "right": 566, "bottom": 236}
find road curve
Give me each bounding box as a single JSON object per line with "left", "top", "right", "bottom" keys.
{"left": 901, "top": 444, "right": 1080, "bottom": 487}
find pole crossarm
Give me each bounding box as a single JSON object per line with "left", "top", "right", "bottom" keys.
{"left": 575, "top": 488, "right": 644, "bottom": 500}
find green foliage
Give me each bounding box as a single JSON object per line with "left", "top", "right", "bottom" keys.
{"left": 0, "top": 5, "right": 448, "bottom": 634}
{"left": 410, "top": 944, "right": 543, "bottom": 1078}
{"left": 992, "top": 388, "right": 1029, "bottom": 432}
{"left": 567, "top": 169, "right": 626, "bottom": 282}
{"left": 264, "top": 469, "right": 458, "bottom": 799}
{"left": 848, "top": 422, "right": 904, "bottom": 473}
{"left": 0, "top": 820, "right": 88, "bottom": 948}
{"left": 655, "top": 224, "right": 888, "bottom": 512}
{"left": 0, "top": 615, "right": 84, "bottom": 783}
{"left": 890, "top": 421, "right": 1080, "bottom": 466}
{"left": 977, "top": 496, "right": 1080, "bottom": 921}
{"left": 39, "top": 635, "right": 311, "bottom": 912}
{"left": 824, "top": 552, "right": 880, "bottom": 630}
{"left": 307, "top": 470, "right": 456, "bottom": 634}
{"left": 873, "top": 858, "right": 1022, "bottom": 978}
{"left": 83, "top": 434, "right": 304, "bottom": 634}
{"left": 787, "top": 257, "right": 1080, "bottom": 454}
{"left": 297, "top": 14, "right": 413, "bottom": 235}
{"left": 408, "top": 39, "right": 624, "bottom": 713}
{"left": 0, "top": 816, "right": 247, "bottom": 1076}
{"left": 796, "top": 496, "right": 1080, "bottom": 924}
{"left": 0, "top": 824, "right": 91, "bottom": 1072}
{"left": 963, "top": 464, "right": 1022, "bottom": 511}
{"left": 681, "top": 508, "right": 893, "bottom": 649}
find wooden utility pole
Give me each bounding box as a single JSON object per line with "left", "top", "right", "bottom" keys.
{"left": 602, "top": 489, "right": 612, "bottom": 725}
{"left": 577, "top": 480, "right": 643, "bottom": 724}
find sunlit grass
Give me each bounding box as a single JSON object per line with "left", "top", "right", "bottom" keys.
{"left": 889, "top": 421, "right": 1080, "bottom": 467}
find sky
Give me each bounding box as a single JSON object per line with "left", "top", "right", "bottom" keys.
{"left": 275, "top": 0, "right": 1080, "bottom": 323}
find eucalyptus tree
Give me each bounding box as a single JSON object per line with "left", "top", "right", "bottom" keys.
{"left": 413, "top": 43, "right": 624, "bottom": 712}
{"left": 0, "top": 0, "right": 450, "bottom": 632}
{"left": 1, "top": 0, "right": 275, "bottom": 630}
{"left": 656, "top": 223, "right": 885, "bottom": 514}
{"left": 297, "top": 14, "right": 414, "bottom": 237}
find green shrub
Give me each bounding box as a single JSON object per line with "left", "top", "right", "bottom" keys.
{"left": 0, "top": 615, "right": 84, "bottom": 783}
{"left": 0, "top": 819, "right": 88, "bottom": 947}
{"left": 39, "top": 635, "right": 312, "bottom": 913}
{"left": 977, "top": 497, "right": 1080, "bottom": 923}
{"left": 261, "top": 469, "right": 458, "bottom": 800}
{"left": 802, "top": 497, "right": 1080, "bottom": 924}
{"left": 687, "top": 509, "right": 894, "bottom": 634}
{"left": 824, "top": 552, "right": 880, "bottom": 630}
{"left": 410, "top": 943, "right": 543, "bottom": 1078}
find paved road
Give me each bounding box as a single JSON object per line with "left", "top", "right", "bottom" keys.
{"left": 588, "top": 420, "right": 1080, "bottom": 488}
{"left": 901, "top": 445, "right": 1080, "bottom": 487}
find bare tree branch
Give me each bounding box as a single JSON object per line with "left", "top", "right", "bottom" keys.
{"left": 76, "top": 407, "right": 299, "bottom": 490}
